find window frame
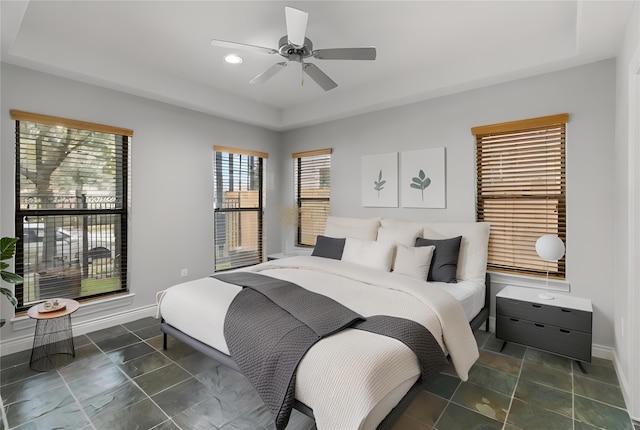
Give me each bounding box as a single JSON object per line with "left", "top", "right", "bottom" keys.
{"left": 11, "top": 110, "right": 132, "bottom": 311}
{"left": 213, "top": 145, "right": 267, "bottom": 272}
{"left": 472, "top": 113, "right": 568, "bottom": 279}
{"left": 292, "top": 148, "right": 332, "bottom": 247}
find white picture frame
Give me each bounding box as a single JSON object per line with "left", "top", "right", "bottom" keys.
{"left": 400, "top": 147, "right": 446, "bottom": 208}
{"left": 361, "top": 152, "right": 398, "bottom": 207}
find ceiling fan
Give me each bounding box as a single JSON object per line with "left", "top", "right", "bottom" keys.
{"left": 210, "top": 6, "right": 376, "bottom": 91}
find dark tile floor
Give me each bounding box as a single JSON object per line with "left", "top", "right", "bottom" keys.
{"left": 395, "top": 330, "right": 638, "bottom": 430}
{"left": 0, "top": 317, "right": 637, "bottom": 430}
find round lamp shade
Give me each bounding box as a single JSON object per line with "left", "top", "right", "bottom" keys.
{"left": 535, "top": 234, "right": 565, "bottom": 261}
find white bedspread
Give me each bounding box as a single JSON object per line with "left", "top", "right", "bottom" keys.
{"left": 158, "top": 256, "right": 479, "bottom": 430}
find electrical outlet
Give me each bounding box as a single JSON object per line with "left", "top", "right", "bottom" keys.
{"left": 180, "top": 268, "right": 188, "bottom": 277}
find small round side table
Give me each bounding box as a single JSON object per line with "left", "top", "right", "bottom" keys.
{"left": 27, "top": 299, "right": 80, "bottom": 371}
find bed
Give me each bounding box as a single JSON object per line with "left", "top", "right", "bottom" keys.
{"left": 157, "top": 217, "right": 491, "bottom": 430}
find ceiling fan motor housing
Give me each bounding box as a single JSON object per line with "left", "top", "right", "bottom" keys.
{"left": 278, "top": 36, "right": 314, "bottom": 62}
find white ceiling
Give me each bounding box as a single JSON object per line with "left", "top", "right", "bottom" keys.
{"left": 1, "top": 1, "right": 635, "bottom": 131}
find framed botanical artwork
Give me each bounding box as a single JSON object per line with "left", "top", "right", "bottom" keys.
{"left": 400, "top": 147, "right": 446, "bottom": 208}
{"left": 361, "top": 152, "right": 398, "bottom": 207}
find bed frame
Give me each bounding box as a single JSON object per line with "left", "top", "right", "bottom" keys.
{"left": 470, "top": 272, "right": 491, "bottom": 332}
{"left": 160, "top": 273, "right": 491, "bottom": 430}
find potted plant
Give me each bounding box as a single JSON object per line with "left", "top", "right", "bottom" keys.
{"left": 1, "top": 237, "right": 24, "bottom": 327}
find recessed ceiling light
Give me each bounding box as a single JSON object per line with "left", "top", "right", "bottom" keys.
{"left": 224, "top": 54, "right": 243, "bottom": 64}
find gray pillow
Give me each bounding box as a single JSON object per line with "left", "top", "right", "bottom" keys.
{"left": 415, "top": 236, "right": 462, "bottom": 283}
{"left": 312, "top": 235, "right": 346, "bottom": 260}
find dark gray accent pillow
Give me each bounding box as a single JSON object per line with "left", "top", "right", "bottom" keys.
{"left": 415, "top": 236, "right": 462, "bottom": 283}
{"left": 311, "top": 236, "right": 346, "bottom": 260}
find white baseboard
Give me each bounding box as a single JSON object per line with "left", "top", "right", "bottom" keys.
{"left": 591, "top": 346, "right": 640, "bottom": 421}
{"left": 611, "top": 347, "right": 640, "bottom": 422}
{"left": 591, "top": 343, "right": 614, "bottom": 361}
{"left": 0, "top": 304, "right": 157, "bottom": 357}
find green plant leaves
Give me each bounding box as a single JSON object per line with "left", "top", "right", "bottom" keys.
{"left": 374, "top": 169, "right": 386, "bottom": 196}
{"left": 411, "top": 169, "right": 431, "bottom": 200}
{"left": 1, "top": 236, "right": 23, "bottom": 308}
{"left": 1, "top": 287, "right": 18, "bottom": 307}
{"left": 411, "top": 169, "right": 431, "bottom": 189}
{"left": 0, "top": 237, "right": 19, "bottom": 261}
{"left": 1, "top": 271, "right": 23, "bottom": 284}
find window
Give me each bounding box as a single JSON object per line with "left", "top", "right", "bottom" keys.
{"left": 12, "top": 110, "right": 131, "bottom": 311}
{"left": 293, "top": 149, "right": 332, "bottom": 246}
{"left": 472, "top": 114, "right": 568, "bottom": 278}
{"left": 213, "top": 146, "right": 267, "bottom": 271}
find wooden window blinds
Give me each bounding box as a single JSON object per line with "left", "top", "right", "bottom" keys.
{"left": 472, "top": 114, "right": 568, "bottom": 278}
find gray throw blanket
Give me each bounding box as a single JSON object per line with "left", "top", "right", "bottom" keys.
{"left": 216, "top": 272, "right": 447, "bottom": 430}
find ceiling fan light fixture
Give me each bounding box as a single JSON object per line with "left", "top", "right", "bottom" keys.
{"left": 224, "top": 54, "right": 243, "bottom": 64}
{"left": 211, "top": 6, "right": 376, "bottom": 91}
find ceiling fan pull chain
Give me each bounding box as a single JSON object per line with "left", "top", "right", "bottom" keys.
{"left": 301, "top": 58, "right": 304, "bottom": 86}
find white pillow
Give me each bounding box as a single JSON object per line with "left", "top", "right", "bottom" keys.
{"left": 376, "top": 226, "right": 423, "bottom": 247}
{"left": 376, "top": 225, "right": 423, "bottom": 270}
{"left": 341, "top": 238, "right": 394, "bottom": 271}
{"left": 324, "top": 216, "right": 381, "bottom": 241}
{"left": 393, "top": 245, "right": 435, "bottom": 280}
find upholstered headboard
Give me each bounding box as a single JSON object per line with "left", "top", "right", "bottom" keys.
{"left": 324, "top": 216, "right": 381, "bottom": 241}
{"left": 323, "top": 216, "right": 490, "bottom": 284}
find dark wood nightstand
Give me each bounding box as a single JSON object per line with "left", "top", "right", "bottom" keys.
{"left": 496, "top": 285, "right": 592, "bottom": 372}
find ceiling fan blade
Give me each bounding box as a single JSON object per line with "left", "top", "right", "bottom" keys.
{"left": 285, "top": 6, "right": 308, "bottom": 47}
{"left": 303, "top": 63, "right": 337, "bottom": 91}
{"left": 210, "top": 39, "right": 277, "bottom": 55}
{"left": 313, "top": 47, "right": 377, "bottom": 61}
{"left": 250, "top": 62, "right": 288, "bottom": 85}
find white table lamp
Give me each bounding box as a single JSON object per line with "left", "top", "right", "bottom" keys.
{"left": 535, "top": 234, "right": 565, "bottom": 300}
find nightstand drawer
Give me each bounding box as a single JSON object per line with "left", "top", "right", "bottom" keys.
{"left": 496, "top": 297, "right": 592, "bottom": 332}
{"left": 496, "top": 315, "right": 592, "bottom": 362}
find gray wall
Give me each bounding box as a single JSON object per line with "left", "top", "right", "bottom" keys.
{"left": 282, "top": 60, "right": 617, "bottom": 349}
{"left": 0, "top": 64, "right": 283, "bottom": 346}
{"left": 0, "top": 59, "right": 621, "bottom": 356}
{"left": 613, "top": 0, "right": 640, "bottom": 419}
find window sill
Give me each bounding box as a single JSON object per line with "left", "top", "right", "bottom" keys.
{"left": 9, "top": 292, "right": 136, "bottom": 330}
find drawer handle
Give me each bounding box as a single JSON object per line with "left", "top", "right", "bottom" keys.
{"left": 535, "top": 323, "right": 545, "bottom": 328}
{"left": 510, "top": 318, "right": 520, "bottom": 322}
{"left": 561, "top": 309, "right": 572, "bottom": 313}
{"left": 532, "top": 304, "right": 542, "bottom": 308}
{"left": 560, "top": 329, "right": 571, "bottom": 334}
